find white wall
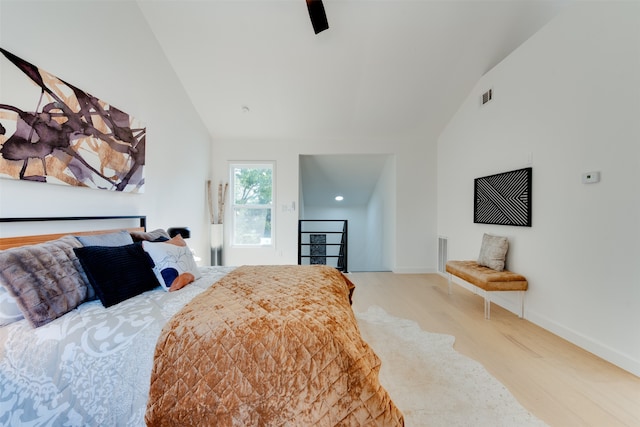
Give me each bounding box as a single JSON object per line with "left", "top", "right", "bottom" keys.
{"left": 0, "top": 1, "right": 212, "bottom": 262}
{"left": 366, "top": 155, "right": 396, "bottom": 271}
{"left": 212, "top": 137, "right": 435, "bottom": 272}
{"left": 437, "top": 2, "right": 640, "bottom": 376}
{"left": 300, "top": 155, "right": 395, "bottom": 272}
{"left": 303, "top": 206, "right": 367, "bottom": 272}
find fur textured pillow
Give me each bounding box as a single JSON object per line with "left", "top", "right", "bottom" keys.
{"left": 0, "top": 236, "right": 92, "bottom": 328}
{"left": 477, "top": 233, "right": 509, "bottom": 271}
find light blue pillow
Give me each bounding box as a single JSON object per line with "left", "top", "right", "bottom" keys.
{"left": 76, "top": 230, "right": 134, "bottom": 247}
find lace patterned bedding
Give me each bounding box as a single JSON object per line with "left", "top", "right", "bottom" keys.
{"left": 0, "top": 266, "right": 235, "bottom": 426}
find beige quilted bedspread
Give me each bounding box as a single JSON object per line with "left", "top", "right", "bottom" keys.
{"left": 145, "top": 265, "right": 403, "bottom": 426}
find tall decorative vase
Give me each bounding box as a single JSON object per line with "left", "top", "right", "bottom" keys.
{"left": 210, "top": 223, "right": 224, "bottom": 266}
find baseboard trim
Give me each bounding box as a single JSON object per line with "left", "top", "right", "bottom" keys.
{"left": 526, "top": 310, "right": 640, "bottom": 378}
{"left": 447, "top": 275, "right": 640, "bottom": 378}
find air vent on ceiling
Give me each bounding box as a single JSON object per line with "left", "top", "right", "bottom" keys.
{"left": 481, "top": 89, "right": 493, "bottom": 105}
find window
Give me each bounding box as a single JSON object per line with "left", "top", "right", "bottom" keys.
{"left": 230, "top": 162, "right": 274, "bottom": 246}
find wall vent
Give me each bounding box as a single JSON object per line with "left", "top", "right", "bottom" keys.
{"left": 437, "top": 236, "right": 448, "bottom": 274}
{"left": 481, "top": 88, "right": 493, "bottom": 105}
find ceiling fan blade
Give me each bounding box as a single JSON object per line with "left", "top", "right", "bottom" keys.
{"left": 306, "top": 0, "right": 329, "bottom": 34}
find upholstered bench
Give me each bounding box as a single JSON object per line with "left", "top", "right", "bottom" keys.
{"left": 445, "top": 234, "right": 528, "bottom": 319}
{"left": 445, "top": 260, "right": 528, "bottom": 319}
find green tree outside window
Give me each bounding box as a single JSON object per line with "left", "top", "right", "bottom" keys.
{"left": 231, "top": 163, "right": 273, "bottom": 246}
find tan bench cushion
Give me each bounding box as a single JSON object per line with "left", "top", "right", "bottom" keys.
{"left": 445, "top": 260, "right": 528, "bottom": 292}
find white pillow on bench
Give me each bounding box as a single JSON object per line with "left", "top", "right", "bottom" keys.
{"left": 477, "top": 233, "right": 508, "bottom": 271}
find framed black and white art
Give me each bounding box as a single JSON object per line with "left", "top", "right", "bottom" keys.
{"left": 474, "top": 167, "right": 532, "bottom": 227}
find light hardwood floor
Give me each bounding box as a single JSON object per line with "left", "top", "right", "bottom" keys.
{"left": 348, "top": 272, "right": 640, "bottom": 427}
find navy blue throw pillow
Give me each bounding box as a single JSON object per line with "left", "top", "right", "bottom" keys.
{"left": 74, "top": 243, "right": 160, "bottom": 308}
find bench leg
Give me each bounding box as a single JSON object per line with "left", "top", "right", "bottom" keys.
{"left": 485, "top": 291, "right": 525, "bottom": 319}
{"left": 484, "top": 292, "right": 491, "bottom": 320}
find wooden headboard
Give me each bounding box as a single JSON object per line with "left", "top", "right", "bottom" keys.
{"left": 0, "top": 216, "right": 147, "bottom": 250}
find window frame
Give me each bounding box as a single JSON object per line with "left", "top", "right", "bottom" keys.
{"left": 229, "top": 161, "right": 275, "bottom": 248}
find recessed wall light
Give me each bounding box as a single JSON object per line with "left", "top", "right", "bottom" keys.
{"left": 335, "top": 195, "right": 344, "bottom": 201}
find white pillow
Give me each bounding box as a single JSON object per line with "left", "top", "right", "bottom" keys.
{"left": 142, "top": 240, "right": 201, "bottom": 291}
{"left": 477, "top": 233, "right": 509, "bottom": 271}
{"left": 0, "top": 281, "right": 24, "bottom": 326}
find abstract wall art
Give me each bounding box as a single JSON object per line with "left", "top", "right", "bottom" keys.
{"left": 310, "top": 233, "right": 327, "bottom": 265}
{"left": 474, "top": 167, "right": 532, "bottom": 227}
{"left": 0, "top": 48, "right": 145, "bottom": 192}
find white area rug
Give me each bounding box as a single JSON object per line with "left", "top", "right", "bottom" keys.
{"left": 355, "top": 306, "right": 548, "bottom": 427}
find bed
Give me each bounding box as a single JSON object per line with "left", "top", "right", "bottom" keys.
{"left": 0, "top": 216, "right": 403, "bottom": 426}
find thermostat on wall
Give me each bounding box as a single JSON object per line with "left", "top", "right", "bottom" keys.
{"left": 582, "top": 171, "right": 601, "bottom": 184}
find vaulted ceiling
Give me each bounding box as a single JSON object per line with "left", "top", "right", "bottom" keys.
{"left": 138, "top": 0, "right": 569, "bottom": 205}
